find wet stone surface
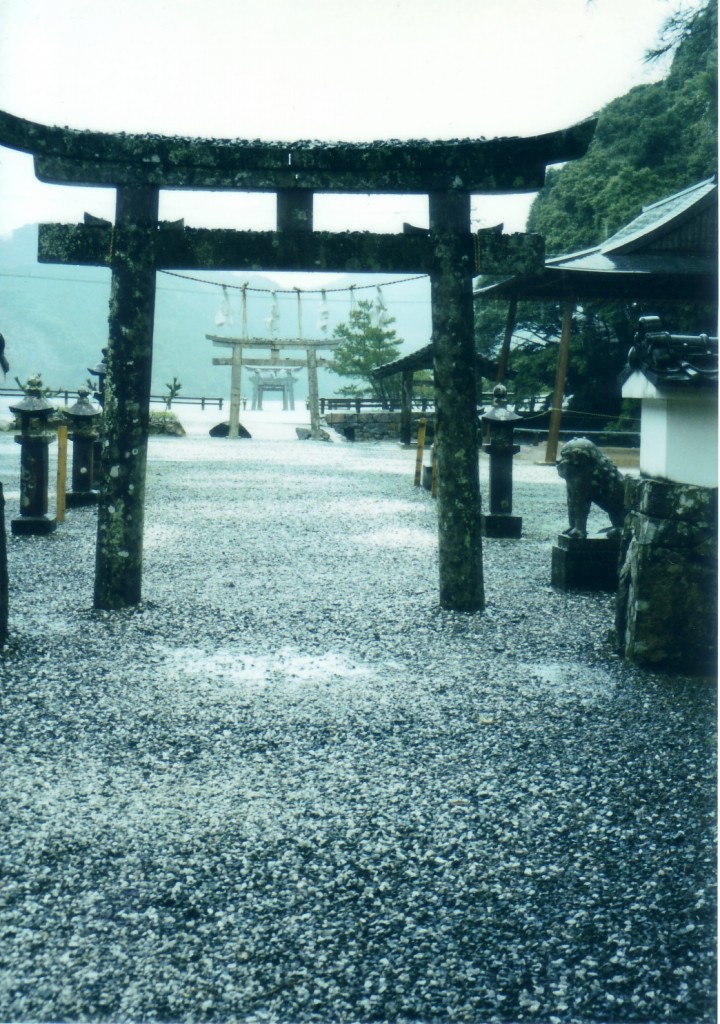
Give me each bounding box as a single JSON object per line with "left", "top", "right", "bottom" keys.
{"left": 0, "top": 425, "right": 716, "bottom": 1024}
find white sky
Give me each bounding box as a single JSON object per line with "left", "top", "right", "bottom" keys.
{"left": 0, "top": 0, "right": 698, "bottom": 250}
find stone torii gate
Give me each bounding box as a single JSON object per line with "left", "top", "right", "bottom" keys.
{"left": 0, "top": 109, "right": 594, "bottom": 612}
{"left": 248, "top": 369, "right": 298, "bottom": 411}
{"left": 208, "top": 335, "right": 338, "bottom": 439}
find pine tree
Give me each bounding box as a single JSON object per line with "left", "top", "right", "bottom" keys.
{"left": 329, "top": 300, "right": 402, "bottom": 402}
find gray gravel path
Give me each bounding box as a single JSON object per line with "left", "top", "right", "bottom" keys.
{"left": 0, "top": 424, "right": 716, "bottom": 1024}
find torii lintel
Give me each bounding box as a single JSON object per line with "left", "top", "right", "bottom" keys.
{"left": 0, "top": 109, "right": 596, "bottom": 193}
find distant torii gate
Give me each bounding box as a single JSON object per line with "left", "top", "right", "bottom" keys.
{"left": 248, "top": 369, "right": 298, "bottom": 411}
{"left": 0, "top": 109, "right": 594, "bottom": 612}
{"left": 208, "top": 335, "right": 338, "bottom": 439}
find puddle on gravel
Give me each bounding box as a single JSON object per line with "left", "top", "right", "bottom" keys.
{"left": 518, "top": 661, "right": 617, "bottom": 702}
{"left": 166, "top": 646, "right": 382, "bottom": 693}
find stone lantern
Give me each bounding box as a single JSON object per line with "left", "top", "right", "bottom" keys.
{"left": 480, "top": 384, "right": 522, "bottom": 538}
{"left": 66, "top": 386, "right": 102, "bottom": 507}
{"left": 10, "top": 375, "right": 57, "bottom": 535}
{"left": 88, "top": 348, "right": 108, "bottom": 487}
{"left": 88, "top": 348, "right": 108, "bottom": 408}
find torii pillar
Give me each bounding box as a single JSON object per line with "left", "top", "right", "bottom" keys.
{"left": 430, "top": 191, "right": 484, "bottom": 610}
{"left": 95, "top": 186, "right": 159, "bottom": 609}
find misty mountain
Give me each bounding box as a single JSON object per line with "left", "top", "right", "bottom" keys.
{"left": 0, "top": 225, "right": 432, "bottom": 401}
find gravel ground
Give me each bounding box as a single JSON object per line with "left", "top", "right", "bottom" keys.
{"left": 0, "top": 410, "right": 716, "bottom": 1024}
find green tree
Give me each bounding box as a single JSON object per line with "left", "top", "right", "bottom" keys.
{"left": 329, "top": 299, "right": 402, "bottom": 402}
{"left": 528, "top": 0, "right": 717, "bottom": 252}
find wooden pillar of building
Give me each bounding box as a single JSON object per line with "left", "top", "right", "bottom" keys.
{"left": 544, "top": 295, "right": 574, "bottom": 465}
{"left": 94, "top": 185, "right": 159, "bottom": 609}
{"left": 496, "top": 294, "right": 518, "bottom": 383}
{"left": 400, "top": 368, "right": 414, "bottom": 445}
{"left": 429, "top": 191, "right": 484, "bottom": 612}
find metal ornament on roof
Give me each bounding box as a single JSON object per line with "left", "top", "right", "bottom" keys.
{"left": 624, "top": 315, "right": 718, "bottom": 388}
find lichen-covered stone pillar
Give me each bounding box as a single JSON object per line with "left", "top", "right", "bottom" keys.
{"left": 429, "top": 191, "right": 484, "bottom": 611}
{"left": 94, "top": 185, "right": 159, "bottom": 609}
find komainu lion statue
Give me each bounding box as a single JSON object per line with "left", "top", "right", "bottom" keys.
{"left": 557, "top": 437, "right": 626, "bottom": 539}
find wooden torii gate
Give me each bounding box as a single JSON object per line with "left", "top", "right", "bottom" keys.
{"left": 208, "top": 335, "right": 338, "bottom": 439}
{"left": 0, "top": 110, "right": 594, "bottom": 612}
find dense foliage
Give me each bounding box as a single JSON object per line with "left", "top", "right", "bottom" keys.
{"left": 528, "top": 0, "right": 717, "bottom": 252}
{"left": 329, "top": 300, "right": 402, "bottom": 401}
{"left": 476, "top": 0, "right": 717, "bottom": 424}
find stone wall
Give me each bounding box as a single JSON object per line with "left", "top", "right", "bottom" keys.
{"left": 616, "top": 477, "right": 718, "bottom": 673}
{"left": 324, "top": 411, "right": 433, "bottom": 443}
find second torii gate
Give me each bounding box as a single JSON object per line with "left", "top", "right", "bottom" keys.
{"left": 209, "top": 335, "right": 337, "bottom": 439}
{"left": 0, "top": 109, "right": 595, "bottom": 612}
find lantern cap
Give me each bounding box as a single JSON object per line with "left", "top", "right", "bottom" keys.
{"left": 9, "top": 374, "right": 55, "bottom": 416}
{"left": 67, "top": 385, "right": 101, "bottom": 419}
{"left": 482, "top": 383, "right": 521, "bottom": 424}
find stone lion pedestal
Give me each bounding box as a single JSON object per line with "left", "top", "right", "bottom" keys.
{"left": 551, "top": 437, "right": 626, "bottom": 592}
{"left": 551, "top": 533, "right": 621, "bottom": 591}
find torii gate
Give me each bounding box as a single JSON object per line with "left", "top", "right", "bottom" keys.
{"left": 208, "top": 335, "right": 338, "bottom": 439}
{"left": 0, "top": 109, "right": 595, "bottom": 612}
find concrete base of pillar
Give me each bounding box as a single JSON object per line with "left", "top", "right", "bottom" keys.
{"left": 481, "top": 513, "right": 522, "bottom": 538}
{"left": 11, "top": 515, "right": 57, "bottom": 536}
{"left": 551, "top": 533, "right": 620, "bottom": 591}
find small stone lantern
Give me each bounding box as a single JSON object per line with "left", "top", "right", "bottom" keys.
{"left": 66, "top": 386, "right": 102, "bottom": 507}
{"left": 480, "top": 384, "right": 522, "bottom": 538}
{"left": 88, "top": 348, "right": 108, "bottom": 408}
{"left": 10, "top": 375, "right": 57, "bottom": 535}
{"left": 88, "top": 348, "right": 108, "bottom": 487}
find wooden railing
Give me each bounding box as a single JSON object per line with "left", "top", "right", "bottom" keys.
{"left": 319, "top": 397, "right": 434, "bottom": 414}
{"left": 0, "top": 387, "right": 224, "bottom": 410}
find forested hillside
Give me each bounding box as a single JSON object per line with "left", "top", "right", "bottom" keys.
{"left": 528, "top": 0, "right": 717, "bottom": 252}
{"left": 475, "top": 0, "right": 717, "bottom": 422}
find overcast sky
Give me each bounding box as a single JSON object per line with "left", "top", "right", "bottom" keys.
{"left": 0, "top": 0, "right": 700, "bottom": 244}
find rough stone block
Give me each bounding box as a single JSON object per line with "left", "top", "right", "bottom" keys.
{"left": 551, "top": 533, "right": 620, "bottom": 591}
{"left": 616, "top": 477, "right": 718, "bottom": 672}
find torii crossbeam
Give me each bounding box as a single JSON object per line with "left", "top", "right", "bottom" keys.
{"left": 0, "top": 109, "right": 595, "bottom": 612}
